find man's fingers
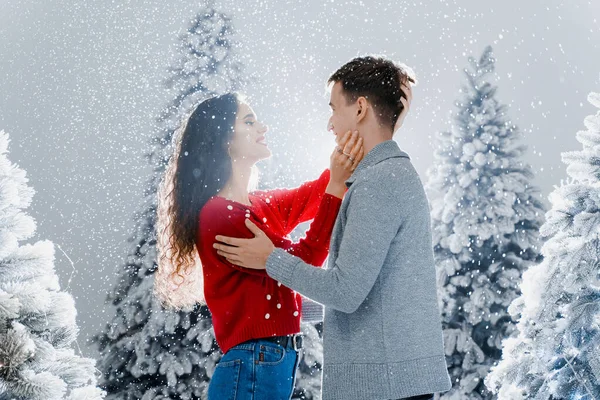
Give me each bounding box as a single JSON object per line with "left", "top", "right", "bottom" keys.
{"left": 215, "top": 235, "right": 242, "bottom": 246}
{"left": 245, "top": 218, "right": 264, "bottom": 237}
{"left": 221, "top": 253, "right": 244, "bottom": 266}
{"left": 214, "top": 243, "right": 241, "bottom": 256}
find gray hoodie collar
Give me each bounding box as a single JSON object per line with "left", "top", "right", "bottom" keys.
{"left": 345, "top": 140, "right": 410, "bottom": 187}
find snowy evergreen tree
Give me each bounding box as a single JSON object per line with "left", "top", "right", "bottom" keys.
{"left": 92, "top": 8, "right": 245, "bottom": 399}
{"left": 293, "top": 322, "right": 323, "bottom": 399}
{"left": 94, "top": 6, "right": 325, "bottom": 399}
{"left": 0, "top": 130, "right": 105, "bottom": 400}
{"left": 485, "top": 91, "right": 600, "bottom": 400}
{"left": 426, "top": 46, "right": 546, "bottom": 399}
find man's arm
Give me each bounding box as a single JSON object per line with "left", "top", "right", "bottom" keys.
{"left": 301, "top": 296, "right": 324, "bottom": 322}
{"left": 266, "top": 175, "right": 404, "bottom": 314}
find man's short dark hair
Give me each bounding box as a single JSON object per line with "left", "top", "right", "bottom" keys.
{"left": 328, "top": 56, "right": 416, "bottom": 131}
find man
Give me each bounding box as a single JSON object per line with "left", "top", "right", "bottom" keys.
{"left": 214, "top": 56, "right": 452, "bottom": 400}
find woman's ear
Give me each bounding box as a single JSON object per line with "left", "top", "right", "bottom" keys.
{"left": 356, "top": 97, "right": 368, "bottom": 123}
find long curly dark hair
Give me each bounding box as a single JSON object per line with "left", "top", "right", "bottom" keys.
{"left": 155, "top": 93, "right": 240, "bottom": 310}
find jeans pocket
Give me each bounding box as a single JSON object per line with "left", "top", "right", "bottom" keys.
{"left": 257, "top": 343, "right": 285, "bottom": 365}
{"left": 207, "top": 359, "right": 241, "bottom": 400}
{"left": 254, "top": 349, "right": 299, "bottom": 400}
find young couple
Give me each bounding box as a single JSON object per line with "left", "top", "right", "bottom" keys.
{"left": 155, "top": 56, "right": 452, "bottom": 400}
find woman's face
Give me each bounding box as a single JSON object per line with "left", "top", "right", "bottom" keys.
{"left": 229, "top": 102, "right": 271, "bottom": 164}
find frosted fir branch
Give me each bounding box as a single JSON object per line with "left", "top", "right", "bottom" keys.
{"left": 562, "top": 354, "right": 595, "bottom": 400}
{"left": 55, "top": 244, "right": 76, "bottom": 292}
{"left": 0, "top": 324, "right": 36, "bottom": 378}
{"left": 2, "top": 369, "right": 67, "bottom": 400}
{"left": 66, "top": 385, "right": 107, "bottom": 400}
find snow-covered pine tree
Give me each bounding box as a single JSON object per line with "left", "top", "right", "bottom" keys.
{"left": 0, "top": 130, "right": 105, "bottom": 400}
{"left": 92, "top": 7, "right": 245, "bottom": 399}
{"left": 426, "top": 46, "right": 546, "bottom": 399}
{"left": 293, "top": 322, "right": 323, "bottom": 399}
{"left": 485, "top": 91, "right": 600, "bottom": 400}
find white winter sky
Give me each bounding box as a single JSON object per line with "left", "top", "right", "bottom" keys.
{"left": 1, "top": 0, "right": 599, "bottom": 358}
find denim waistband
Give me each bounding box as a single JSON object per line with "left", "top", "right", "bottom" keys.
{"left": 232, "top": 335, "right": 302, "bottom": 351}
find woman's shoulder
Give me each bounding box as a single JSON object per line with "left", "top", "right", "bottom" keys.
{"left": 200, "top": 196, "right": 252, "bottom": 224}
{"left": 200, "top": 196, "right": 226, "bottom": 214}
{"left": 248, "top": 190, "right": 272, "bottom": 204}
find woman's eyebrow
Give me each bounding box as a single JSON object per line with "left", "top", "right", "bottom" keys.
{"left": 243, "top": 113, "right": 254, "bottom": 119}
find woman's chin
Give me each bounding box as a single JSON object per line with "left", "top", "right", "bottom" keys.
{"left": 259, "top": 146, "right": 272, "bottom": 159}
{"left": 260, "top": 151, "right": 272, "bottom": 161}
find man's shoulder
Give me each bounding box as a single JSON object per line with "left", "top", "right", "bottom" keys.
{"left": 356, "top": 156, "right": 418, "bottom": 187}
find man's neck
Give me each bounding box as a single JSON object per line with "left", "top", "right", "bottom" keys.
{"left": 361, "top": 125, "right": 394, "bottom": 155}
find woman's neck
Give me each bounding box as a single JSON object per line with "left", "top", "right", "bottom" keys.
{"left": 218, "top": 160, "right": 253, "bottom": 206}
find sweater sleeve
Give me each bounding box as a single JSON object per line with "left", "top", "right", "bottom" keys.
{"left": 266, "top": 193, "right": 341, "bottom": 267}
{"left": 265, "top": 175, "right": 403, "bottom": 313}
{"left": 301, "top": 296, "right": 324, "bottom": 322}
{"left": 208, "top": 193, "right": 341, "bottom": 275}
{"left": 252, "top": 169, "right": 331, "bottom": 235}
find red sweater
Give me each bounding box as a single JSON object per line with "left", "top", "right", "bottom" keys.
{"left": 197, "top": 170, "right": 341, "bottom": 353}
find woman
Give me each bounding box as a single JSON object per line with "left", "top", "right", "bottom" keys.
{"left": 154, "top": 92, "right": 363, "bottom": 400}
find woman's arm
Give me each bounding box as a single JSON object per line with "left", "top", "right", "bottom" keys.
{"left": 265, "top": 192, "right": 342, "bottom": 267}
{"left": 212, "top": 191, "right": 342, "bottom": 272}
{"left": 252, "top": 169, "right": 330, "bottom": 235}
{"left": 250, "top": 130, "right": 361, "bottom": 235}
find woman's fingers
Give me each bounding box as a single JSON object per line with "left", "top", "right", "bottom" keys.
{"left": 355, "top": 146, "right": 365, "bottom": 167}
{"left": 350, "top": 138, "right": 364, "bottom": 166}
{"left": 336, "top": 130, "right": 353, "bottom": 148}
{"left": 394, "top": 82, "right": 413, "bottom": 133}
{"left": 400, "top": 96, "right": 409, "bottom": 109}
{"left": 349, "top": 137, "right": 363, "bottom": 157}
{"left": 332, "top": 130, "right": 362, "bottom": 174}
{"left": 340, "top": 138, "right": 362, "bottom": 171}
{"left": 400, "top": 82, "right": 412, "bottom": 104}
{"left": 342, "top": 131, "right": 359, "bottom": 155}
{"left": 331, "top": 131, "right": 361, "bottom": 169}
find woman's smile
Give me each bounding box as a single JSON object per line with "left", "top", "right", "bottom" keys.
{"left": 256, "top": 135, "right": 267, "bottom": 146}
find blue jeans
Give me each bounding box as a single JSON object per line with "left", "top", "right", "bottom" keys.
{"left": 207, "top": 338, "right": 301, "bottom": 400}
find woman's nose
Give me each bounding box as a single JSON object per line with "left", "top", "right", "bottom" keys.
{"left": 260, "top": 122, "right": 268, "bottom": 133}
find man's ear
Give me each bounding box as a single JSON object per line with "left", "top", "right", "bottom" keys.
{"left": 356, "top": 97, "right": 368, "bottom": 123}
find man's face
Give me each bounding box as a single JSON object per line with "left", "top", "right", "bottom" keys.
{"left": 328, "top": 82, "right": 357, "bottom": 144}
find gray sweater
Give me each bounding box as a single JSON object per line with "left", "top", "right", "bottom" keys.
{"left": 266, "top": 140, "right": 452, "bottom": 400}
